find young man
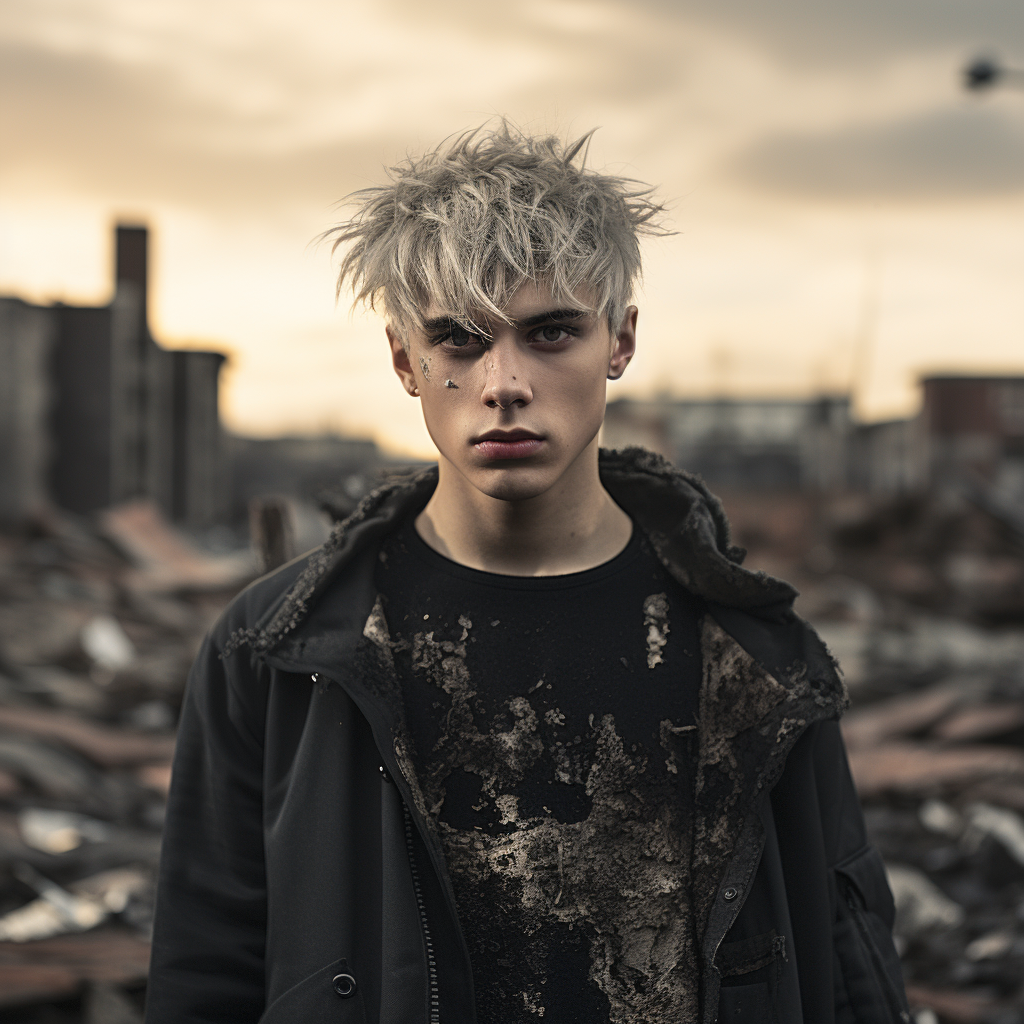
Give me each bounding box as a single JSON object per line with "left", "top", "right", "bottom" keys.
{"left": 146, "top": 125, "right": 908, "bottom": 1023}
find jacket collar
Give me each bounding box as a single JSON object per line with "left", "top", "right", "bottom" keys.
{"left": 233, "top": 446, "right": 800, "bottom": 663}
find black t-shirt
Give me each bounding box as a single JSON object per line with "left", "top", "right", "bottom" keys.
{"left": 375, "top": 516, "right": 705, "bottom": 1023}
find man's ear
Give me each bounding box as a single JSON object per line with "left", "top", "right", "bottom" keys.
{"left": 607, "top": 305, "right": 637, "bottom": 381}
{"left": 387, "top": 325, "right": 419, "bottom": 396}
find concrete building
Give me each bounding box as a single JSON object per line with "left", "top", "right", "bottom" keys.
{"left": 0, "top": 225, "right": 228, "bottom": 527}
{"left": 604, "top": 378, "right": 1024, "bottom": 497}
{"left": 848, "top": 417, "right": 927, "bottom": 496}
{"left": 603, "top": 395, "right": 852, "bottom": 490}
{"left": 0, "top": 299, "right": 55, "bottom": 520}
{"left": 228, "top": 433, "right": 382, "bottom": 523}
{"left": 921, "top": 376, "right": 1024, "bottom": 485}
{"left": 168, "top": 349, "right": 227, "bottom": 526}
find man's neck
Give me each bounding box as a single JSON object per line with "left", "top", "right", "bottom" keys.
{"left": 414, "top": 448, "right": 632, "bottom": 577}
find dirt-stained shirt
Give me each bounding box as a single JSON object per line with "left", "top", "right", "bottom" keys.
{"left": 375, "top": 516, "right": 704, "bottom": 1023}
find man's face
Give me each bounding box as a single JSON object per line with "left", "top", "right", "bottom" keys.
{"left": 388, "top": 280, "right": 636, "bottom": 503}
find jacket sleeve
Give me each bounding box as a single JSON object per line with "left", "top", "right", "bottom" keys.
{"left": 824, "top": 720, "right": 910, "bottom": 1024}
{"left": 145, "top": 628, "right": 269, "bottom": 1024}
{"left": 771, "top": 719, "right": 909, "bottom": 1024}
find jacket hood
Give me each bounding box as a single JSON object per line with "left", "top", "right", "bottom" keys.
{"left": 225, "top": 447, "right": 798, "bottom": 660}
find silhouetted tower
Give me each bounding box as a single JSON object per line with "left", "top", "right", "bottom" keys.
{"left": 44, "top": 224, "right": 226, "bottom": 525}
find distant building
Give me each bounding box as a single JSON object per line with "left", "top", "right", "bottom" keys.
{"left": 228, "top": 433, "right": 384, "bottom": 523}
{"left": 848, "top": 417, "right": 927, "bottom": 496}
{"left": 0, "top": 225, "right": 228, "bottom": 527}
{"left": 921, "top": 376, "right": 1024, "bottom": 484}
{"left": 0, "top": 299, "right": 55, "bottom": 521}
{"left": 604, "top": 379, "right": 1024, "bottom": 496}
{"left": 603, "top": 395, "right": 852, "bottom": 490}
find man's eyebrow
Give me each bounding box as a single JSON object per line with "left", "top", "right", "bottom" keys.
{"left": 421, "top": 315, "right": 461, "bottom": 335}
{"left": 420, "top": 308, "right": 589, "bottom": 337}
{"left": 513, "top": 308, "right": 590, "bottom": 329}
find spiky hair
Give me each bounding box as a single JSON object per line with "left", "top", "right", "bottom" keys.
{"left": 324, "top": 122, "right": 668, "bottom": 342}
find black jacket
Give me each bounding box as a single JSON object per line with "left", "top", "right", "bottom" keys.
{"left": 146, "top": 448, "right": 909, "bottom": 1024}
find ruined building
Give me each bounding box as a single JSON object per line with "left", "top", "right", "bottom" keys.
{"left": 602, "top": 395, "right": 854, "bottom": 491}
{"left": 921, "top": 376, "right": 1024, "bottom": 487}
{"left": 0, "top": 225, "right": 227, "bottom": 527}
{"left": 604, "top": 378, "right": 1024, "bottom": 497}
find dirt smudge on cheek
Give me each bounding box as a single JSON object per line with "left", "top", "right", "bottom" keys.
{"left": 643, "top": 593, "right": 670, "bottom": 668}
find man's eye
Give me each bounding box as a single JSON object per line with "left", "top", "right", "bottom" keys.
{"left": 444, "top": 324, "right": 483, "bottom": 348}
{"left": 536, "top": 326, "right": 569, "bottom": 343}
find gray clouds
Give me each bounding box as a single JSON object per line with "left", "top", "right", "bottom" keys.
{"left": 6, "top": 0, "right": 1022, "bottom": 213}
{"left": 651, "top": 0, "right": 1024, "bottom": 68}
{"left": 731, "top": 106, "right": 1024, "bottom": 201}
{"left": 0, "top": 39, "right": 392, "bottom": 214}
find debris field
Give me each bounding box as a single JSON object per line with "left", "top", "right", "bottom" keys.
{"left": 0, "top": 484, "right": 1023, "bottom": 1022}
{"left": 725, "top": 485, "right": 1024, "bottom": 1024}
{"left": 0, "top": 501, "right": 254, "bottom": 1022}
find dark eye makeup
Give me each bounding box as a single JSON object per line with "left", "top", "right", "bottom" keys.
{"left": 426, "top": 319, "right": 486, "bottom": 350}
{"left": 448, "top": 324, "right": 479, "bottom": 348}
{"left": 425, "top": 319, "right": 585, "bottom": 352}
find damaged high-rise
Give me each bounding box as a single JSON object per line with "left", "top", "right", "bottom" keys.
{"left": 0, "top": 225, "right": 227, "bottom": 527}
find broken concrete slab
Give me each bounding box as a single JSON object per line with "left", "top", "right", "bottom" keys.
{"left": 963, "top": 803, "right": 1024, "bottom": 868}
{"left": 19, "top": 809, "right": 111, "bottom": 855}
{"left": 0, "top": 864, "right": 152, "bottom": 944}
{"left": 98, "top": 500, "right": 255, "bottom": 595}
{"left": 0, "top": 871, "right": 108, "bottom": 942}
{"left": 885, "top": 862, "right": 965, "bottom": 937}
{"left": 847, "top": 742, "right": 1024, "bottom": 799}
{"left": 0, "top": 928, "right": 151, "bottom": 1007}
{"left": 0, "top": 705, "right": 175, "bottom": 768}
{"left": 931, "top": 701, "right": 1024, "bottom": 743}
{"left": 842, "top": 683, "right": 967, "bottom": 750}
{"left": 80, "top": 617, "right": 135, "bottom": 673}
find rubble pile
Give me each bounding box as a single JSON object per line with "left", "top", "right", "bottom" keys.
{"left": 725, "top": 487, "right": 1024, "bottom": 1024}
{"left": 1, "top": 480, "right": 1023, "bottom": 1021}
{"left": 842, "top": 676, "right": 1024, "bottom": 1023}
{"left": 828, "top": 489, "right": 1024, "bottom": 625}
{"left": 0, "top": 502, "right": 254, "bottom": 1022}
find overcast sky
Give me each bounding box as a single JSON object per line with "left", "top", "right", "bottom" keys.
{"left": 2, "top": 0, "right": 1022, "bottom": 456}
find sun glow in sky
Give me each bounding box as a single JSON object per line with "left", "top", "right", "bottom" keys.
{"left": 2, "top": 0, "right": 1023, "bottom": 457}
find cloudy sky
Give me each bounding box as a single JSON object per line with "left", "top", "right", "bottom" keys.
{"left": 2, "top": 0, "right": 1022, "bottom": 456}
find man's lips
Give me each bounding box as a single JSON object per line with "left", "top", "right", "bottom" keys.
{"left": 472, "top": 431, "right": 545, "bottom": 460}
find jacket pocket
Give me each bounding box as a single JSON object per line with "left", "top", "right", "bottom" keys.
{"left": 716, "top": 931, "right": 785, "bottom": 1024}
{"left": 260, "top": 957, "right": 368, "bottom": 1024}
{"left": 833, "top": 845, "right": 910, "bottom": 1024}
{"left": 719, "top": 982, "right": 772, "bottom": 1023}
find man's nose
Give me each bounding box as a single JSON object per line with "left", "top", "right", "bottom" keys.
{"left": 481, "top": 343, "right": 533, "bottom": 410}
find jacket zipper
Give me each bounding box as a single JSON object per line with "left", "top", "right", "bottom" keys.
{"left": 316, "top": 672, "right": 465, "bottom": 1021}
{"left": 403, "top": 802, "right": 441, "bottom": 1023}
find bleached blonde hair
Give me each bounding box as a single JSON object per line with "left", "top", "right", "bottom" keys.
{"left": 324, "top": 122, "right": 669, "bottom": 343}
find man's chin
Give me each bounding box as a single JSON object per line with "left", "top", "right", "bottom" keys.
{"left": 463, "top": 463, "right": 559, "bottom": 504}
